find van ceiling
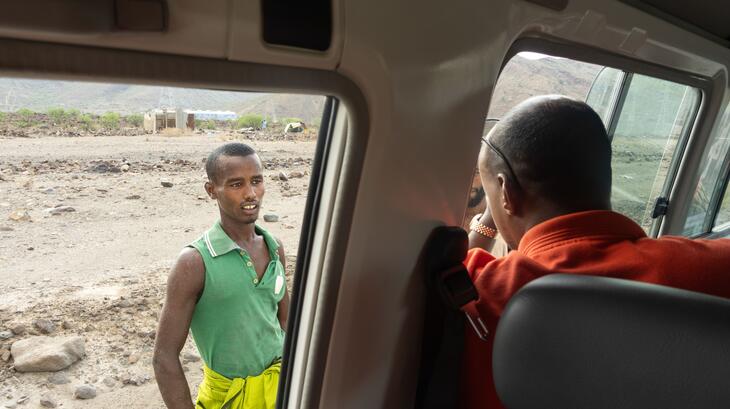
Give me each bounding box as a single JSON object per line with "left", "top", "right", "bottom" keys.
{"left": 622, "top": 0, "right": 730, "bottom": 47}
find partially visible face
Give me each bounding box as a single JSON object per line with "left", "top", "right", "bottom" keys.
{"left": 205, "top": 154, "right": 265, "bottom": 224}
{"left": 479, "top": 132, "right": 521, "bottom": 250}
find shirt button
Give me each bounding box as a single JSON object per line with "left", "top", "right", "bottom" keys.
{"left": 247, "top": 261, "right": 253, "bottom": 267}
{"left": 239, "top": 250, "right": 245, "bottom": 256}
{"left": 253, "top": 278, "right": 259, "bottom": 284}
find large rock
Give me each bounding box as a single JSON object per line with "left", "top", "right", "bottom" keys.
{"left": 11, "top": 336, "right": 85, "bottom": 372}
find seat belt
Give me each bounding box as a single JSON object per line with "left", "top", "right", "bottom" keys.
{"left": 415, "top": 226, "right": 488, "bottom": 409}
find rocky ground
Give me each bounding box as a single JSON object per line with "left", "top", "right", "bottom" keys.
{"left": 0, "top": 133, "right": 315, "bottom": 408}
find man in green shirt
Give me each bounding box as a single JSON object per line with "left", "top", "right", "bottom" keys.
{"left": 154, "top": 142, "right": 290, "bottom": 409}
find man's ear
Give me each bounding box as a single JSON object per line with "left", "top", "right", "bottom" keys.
{"left": 497, "top": 173, "right": 519, "bottom": 216}
{"left": 204, "top": 181, "right": 217, "bottom": 200}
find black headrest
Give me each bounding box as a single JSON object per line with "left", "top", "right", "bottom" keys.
{"left": 493, "top": 274, "right": 730, "bottom": 409}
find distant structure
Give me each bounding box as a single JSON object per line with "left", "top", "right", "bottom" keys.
{"left": 187, "top": 110, "right": 237, "bottom": 121}
{"left": 143, "top": 108, "right": 195, "bottom": 133}
{"left": 284, "top": 121, "right": 307, "bottom": 133}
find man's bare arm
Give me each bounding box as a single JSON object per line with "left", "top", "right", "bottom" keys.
{"left": 153, "top": 248, "right": 205, "bottom": 409}
{"left": 276, "top": 240, "right": 289, "bottom": 331}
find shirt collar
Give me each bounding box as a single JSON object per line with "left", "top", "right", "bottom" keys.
{"left": 518, "top": 210, "right": 647, "bottom": 257}
{"left": 204, "top": 221, "right": 278, "bottom": 259}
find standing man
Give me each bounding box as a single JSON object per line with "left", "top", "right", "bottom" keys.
{"left": 154, "top": 142, "right": 289, "bottom": 409}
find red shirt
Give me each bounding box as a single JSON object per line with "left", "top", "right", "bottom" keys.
{"left": 460, "top": 210, "right": 730, "bottom": 409}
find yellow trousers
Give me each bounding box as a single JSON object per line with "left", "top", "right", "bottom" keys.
{"left": 195, "top": 362, "right": 281, "bottom": 409}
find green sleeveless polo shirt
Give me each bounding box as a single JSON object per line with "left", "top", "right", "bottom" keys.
{"left": 188, "top": 221, "right": 286, "bottom": 379}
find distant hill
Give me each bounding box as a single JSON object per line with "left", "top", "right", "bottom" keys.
{"left": 0, "top": 54, "right": 599, "bottom": 124}
{"left": 0, "top": 80, "right": 326, "bottom": 123}
{"left": 488, "top": 54, "right": 602, "bottom": 118}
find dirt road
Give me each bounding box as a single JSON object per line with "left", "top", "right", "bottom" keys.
{"left": 0, "top": 134, "right": 315, "bottom": 408}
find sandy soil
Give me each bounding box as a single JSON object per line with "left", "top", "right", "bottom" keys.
{"left": 0, "top": 134, "right": 315, "bottom": 408}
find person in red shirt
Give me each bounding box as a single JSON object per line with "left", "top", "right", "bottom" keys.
{"left": 462, "top": 95, "right": 730, "bottom": 409}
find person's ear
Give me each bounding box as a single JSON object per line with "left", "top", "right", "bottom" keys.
{"left": 497, "top": 173, "right": 519, "bottom": 216}
{"left": 204, "top": 181, "right": 217, "bottom": 200}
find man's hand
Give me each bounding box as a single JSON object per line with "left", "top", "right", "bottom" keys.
{"left": 153, "top": 248, "right": 205, "bottom": 409}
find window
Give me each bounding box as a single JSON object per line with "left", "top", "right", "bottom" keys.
{"left": 716, "top": 183, "right": 730, "bottom": 229}
{"left": 0, "top": 78, "right": 326, "bottom": 407}
{"left": 588, "top": 71, "right": 700, "bottom": 231}
{"left": 467, "top": 52, "right": 701, "bottom": 235}
{"left": 683, "top": 106, "right": 730, "bottom": 236}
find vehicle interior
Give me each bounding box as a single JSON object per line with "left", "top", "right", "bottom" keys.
{"left": 2, "top": 0, "right": 730, "bottom": 408}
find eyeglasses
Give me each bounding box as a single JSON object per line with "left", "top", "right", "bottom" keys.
{"left": 481, "top": 118, "right": 521, "bottom": 189}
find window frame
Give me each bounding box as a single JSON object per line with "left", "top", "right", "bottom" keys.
{"left": 0, "top": 36, "right": 371, "bottom": 409}
{"left": 498, "top": 38, "right": 716, "bottom": 237}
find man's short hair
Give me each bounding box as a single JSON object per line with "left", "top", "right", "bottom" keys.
{"left": 490, "top": 95, "right": 612, "bottom": 209}
{"left": 206, "top": 142, "right": 257, "bottom": 182}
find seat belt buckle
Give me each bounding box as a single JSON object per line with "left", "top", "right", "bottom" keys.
{"left": 436, "top": 264, "right": 489, "bottom": 341}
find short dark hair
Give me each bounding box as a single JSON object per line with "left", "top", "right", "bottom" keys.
{"left": 205, "top": 142, "right": 257, "bottom": 182}
{"left": 490, "top": 95, "right": 612, "bottom": 210}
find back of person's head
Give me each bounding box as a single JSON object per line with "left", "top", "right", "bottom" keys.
{"left": 489, "top": 95, "right": 612, "bottom": 212}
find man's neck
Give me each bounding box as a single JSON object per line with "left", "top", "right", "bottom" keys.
{"left": 219, "top": 214, "right": 257, "bottom": 245}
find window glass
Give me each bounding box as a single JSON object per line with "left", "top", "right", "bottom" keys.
{"left": 683, "top": 106, "right": 730, "bottom": 235}
{"left": 0, "top": 78, "right": 325, "bottom": 406}
{"left": 609, "top": 74, "right": 699, "bottom": 231}
{"left": 585, "top": 67, "right": 624, "bottom": 126}
{"left": 715, "top": 183, "right": 730, "bottom": 229}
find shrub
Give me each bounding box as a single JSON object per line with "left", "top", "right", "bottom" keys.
{"left": 100, "top": 112, "right": 121, "bottom": 129}
{"left": 16, "top": 108, "right": 35, "bottom": 127}
{"left": 47, "top": 108, "right": 67, "bottom": 123}
{"left": 236, "top": 114, "right": 264, "bottom": 129}
{"left": 195, "top": 119, "right": 216, "bottom": 130}
{"left": 79, "top": 114, "right": 94, "bottom": 131}
{"left": 281, "top": 117, "right": 304, "bottom": 125}
{"left": 125, "top": 113, "right": 144, "bottom": 128}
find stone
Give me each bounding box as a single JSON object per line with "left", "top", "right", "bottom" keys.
{"left": 0, "top": 332, "right": 11, "bottom": 341}
{"left": 125, "top": 195, "right": 141, "bottom": 200}
{"left": 43, "top": 206, "right": 75, "bottom": 216}
{"left": 9, "top": 324, "right": 26, "bottom": 336}
{"left": 102, "top": 376, "right": 116, "bottom": 388}
{"left": 160, "top": 180, "right": 173, "bottom": 188}
{"left": 33, "top": 319, "right": 56, "bottom": 335}
{"left": 3, "top": 401, "right": 17, "bottom": 408}
{"left": 47, "top": 372, "right": 70, "bottom": 385}
{"left": 117, "top": 299, "right": 133, "bottom": 308}
{"left": 263, "top": 214, "right": 279, "bottom": 223}
{"left": 41, "top": 188, "right": 55, "bottom": 194}
{"left": 1, "top": 350, "right": 9, "bottom": 362}
{"left": 11, "top": 336, "right": 85, "bottom": 372}
{"left": 127, "top": 352, "right": 140, "bottom": 365}
{"left": 74, "top": 385, "right": 96, "bottom": 400}
{"left": 8, "top": 210, "right": 31, "bottom": 222}
{"left": 39, "top": 395, "right": 56, "bottom": 408}
{"left": 288, "top": 171, "right": 305, "bottom": 179}
{"left": 120, "top": 164, "right": 130, "bottom": 172}
{"left": 15, "top": 396, "right": 28, "bottom": 405}
{"left": 122, "top": 374, "right": 150, "bottom": 386}
{"left": 277, "top": 171, "right": 288, "bottom": 181}
{"left": 0, "top": 226, "right": 14, "bottom": 232}
{"left": 61, "top": 321, "right": 72, "bottom": 330}
{"left": 182, "top": 352, "right": 200, "bottom": 363}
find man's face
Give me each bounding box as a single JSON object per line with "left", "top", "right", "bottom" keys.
{"left": 479, "top": 137, "right": 521, "bottom": 250}
{"left": 205, "top": 154, "right": 265, "bottom": 224}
